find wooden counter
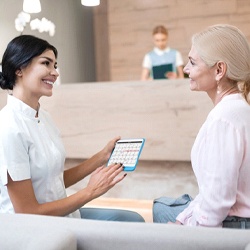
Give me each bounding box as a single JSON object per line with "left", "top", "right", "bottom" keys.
{"left": 0, "top": 80, "right": 213, "bottom": 161}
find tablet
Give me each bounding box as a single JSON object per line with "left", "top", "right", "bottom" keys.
{"left": 107, "top": 138, "right": 145, "bottom": 171}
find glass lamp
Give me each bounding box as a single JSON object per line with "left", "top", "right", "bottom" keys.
{"left": 23, "top": 0, "right": 41, "bottom": 13}
{"left": 81, "top": 0, "right": 100, "bottom": 6}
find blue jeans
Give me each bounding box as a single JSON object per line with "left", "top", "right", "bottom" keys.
{"left": 79, "top": 207, "right": 145, "bottom": 222}
{"left": 153, "top": 194, "right": 192, "bottom": 223}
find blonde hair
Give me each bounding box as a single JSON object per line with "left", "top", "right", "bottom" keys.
{"left": 192, "top": 24, "right": 250, "bottom": 104}
{"left": 152, "top": 25, "right": 168, "bottom": 36}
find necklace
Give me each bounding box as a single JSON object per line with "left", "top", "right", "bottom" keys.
{"left": 215, "top": 85, "right": 239, "bottom": 105}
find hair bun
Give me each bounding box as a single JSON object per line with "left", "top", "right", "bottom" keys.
{"left": 0, "top": 71, "right": 7, "bottom": 90}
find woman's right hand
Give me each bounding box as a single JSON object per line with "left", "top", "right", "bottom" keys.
{"left": 166, "top": 71, "right": 177, "bottom": 79}
{"left": 85, "top": 163, "right": 126, "bottom": 200}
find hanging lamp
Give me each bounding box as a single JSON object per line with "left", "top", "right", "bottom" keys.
{"left": 81, "top": 0, "right": 100, "bottom": 7}
{"left": 23, "top": 0, "right": 41, "bottom": 13}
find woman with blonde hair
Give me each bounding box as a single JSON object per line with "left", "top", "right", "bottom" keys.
{"left": 153, "top": 24, "right": 250, "bottom": 229}
{"left": 141, "top": 25, "right": 184, "bottom": 80}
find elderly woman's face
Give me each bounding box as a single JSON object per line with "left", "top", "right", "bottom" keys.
{"left": 183, "top": 45, "right": 217, "bottom": 93}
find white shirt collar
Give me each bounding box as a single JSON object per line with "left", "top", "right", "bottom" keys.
{"left": 153, "top": 47, "right": 171, "bottom": 55}
{"left": 7, "top": 94, "right": 38, "bottom": 119}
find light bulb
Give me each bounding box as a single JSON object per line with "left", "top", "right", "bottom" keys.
{"left": 23, "top": 0, "right": 41, "bottom": 13}
{"left": 81, "top": 0, "right": 100, "bottom": 7}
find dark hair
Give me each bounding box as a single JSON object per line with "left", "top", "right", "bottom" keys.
{"left": 0, "top": 35, "right": 57, "bottom": 90}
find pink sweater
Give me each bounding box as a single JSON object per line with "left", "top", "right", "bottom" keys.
{"left": 177, "top": 94, "right": 250, "bottom": 227}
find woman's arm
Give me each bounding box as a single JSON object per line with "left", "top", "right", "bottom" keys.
{"left": 141, "top": 68, "right": 151, "bottom": 80}
{"left": 7, "top": 163, "right": 125, "bottom": 216}
{"left": 184, "top": 119, "right": 243, "bottom": 226}
{"left": 177, "top": 65, "right": 184, "bottom": 78}
{"left": 63, "top": 136, "right": 120, "bottom": 188}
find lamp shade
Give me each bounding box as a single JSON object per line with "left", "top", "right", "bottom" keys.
{"left": 23, "top": 0, "right": 41, "bottom": 13}
{"left": 81, "top": 0, "right": 100, "bottom": 6}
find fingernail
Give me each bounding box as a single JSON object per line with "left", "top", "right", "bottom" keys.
{"left": 124, "top": 173, "right": 127, "bottom": 177}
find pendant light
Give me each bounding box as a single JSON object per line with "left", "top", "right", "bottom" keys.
{"left": 81, "top": 0, "right": 100, "bottom": 7}
{"left": 23, "top": 0, "right": 41, "bottom": 14}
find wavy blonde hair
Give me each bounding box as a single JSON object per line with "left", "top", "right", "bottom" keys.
{"left": 192, "top": 24, "right": 250, "bottom": 104}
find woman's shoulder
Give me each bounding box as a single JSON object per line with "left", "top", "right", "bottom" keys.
{"left": 209, "top": 94, "right": 250, "bottom": 125}
{"left": 0, "top": 105, "right": 14, "bottom": 125}
{"left": 0, "top": 107, "right": 22, "bottom": 134}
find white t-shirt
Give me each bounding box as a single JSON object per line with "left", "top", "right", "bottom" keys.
{"left": 142, "top": 47, "right": 184, "bottom": 69}
{"left": 0, "top": 95, "right": 80, "bottom": 218}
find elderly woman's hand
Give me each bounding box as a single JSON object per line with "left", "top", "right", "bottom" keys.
{"left": 167, "top": 220, "right": 183, "bottom": 225}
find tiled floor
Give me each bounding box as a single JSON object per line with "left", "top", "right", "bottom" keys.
{"left": 65, "top": 158, "right": 198, "bottom": 222}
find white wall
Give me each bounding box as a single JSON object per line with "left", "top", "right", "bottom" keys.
{"left": 0, "top": 0, "right": 96, "bottom": 83}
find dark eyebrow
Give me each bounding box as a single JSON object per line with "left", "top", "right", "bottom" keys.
{"left": 40, "top": 56, "right": 57, "bottom": 66}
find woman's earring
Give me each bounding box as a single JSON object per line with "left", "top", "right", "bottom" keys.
{"left": 217, "top": 81, "right": 220, "bottom": 94}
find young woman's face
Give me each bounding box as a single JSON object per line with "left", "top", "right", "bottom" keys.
{"left": 153, "top": 33, "right": 168, "bottom": 50}
{"left": 17, "top": 49, "right": 59, "bottom": 100}
{"left": 184, "top": 46, "right": 217, "bottom": 93}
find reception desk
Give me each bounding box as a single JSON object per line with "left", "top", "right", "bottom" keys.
{"left": 0, "top": 80, "right": 213, "bottom": 161}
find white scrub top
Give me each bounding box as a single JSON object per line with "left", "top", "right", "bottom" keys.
{"left": 0, "top": 95, "right": 80, "bottom": 218}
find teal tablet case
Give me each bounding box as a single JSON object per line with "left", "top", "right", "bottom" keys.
{"left": 107, "top": 138, "right": 145, "bottom": 172}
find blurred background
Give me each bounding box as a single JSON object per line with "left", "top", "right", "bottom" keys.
{"left": 1, "top": 0, "right": 250, "bottom": 84}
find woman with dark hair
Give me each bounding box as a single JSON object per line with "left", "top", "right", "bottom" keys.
{"left": 0, "top": 35, "right": 144, "bottom": 222}
{"left": 0, "top": 35, "right": 58, "bottom": 90}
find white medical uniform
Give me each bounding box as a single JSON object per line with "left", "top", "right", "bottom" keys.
{"left": 0, "top": 95, "right": 80, "bottom": 218}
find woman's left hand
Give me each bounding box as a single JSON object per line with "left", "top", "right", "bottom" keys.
{"left": 101, "top": 136, "right": 121, "bottom": 163}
